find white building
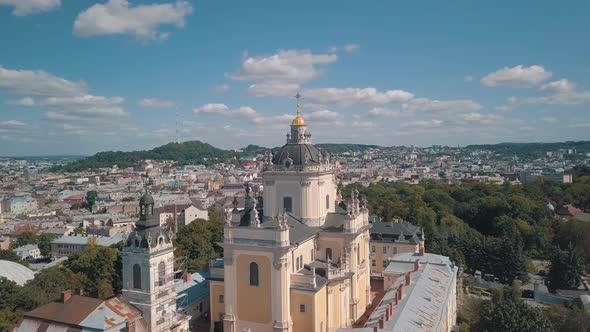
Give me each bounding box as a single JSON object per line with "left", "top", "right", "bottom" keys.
{"left": 13, "top": 244, "right": 41, "bottom": 260}
{"left": 8, "top": 196, "right": 38, "bottom": 217}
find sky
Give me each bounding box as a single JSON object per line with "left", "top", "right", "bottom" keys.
{"left": 0, "top": 0, "right": 589, "bottom": 156}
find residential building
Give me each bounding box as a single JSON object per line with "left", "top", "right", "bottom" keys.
{"left": 369, "top": 218, "right": 425, "bottom": 276}
{"left": 50, "top": 233, "right": 125, "bottom": 258}
{"left": 13, "top": 244, "right": 41, "bottom": 260}
{"left": 8, "top": 196, "right": 37, "bottom": 217}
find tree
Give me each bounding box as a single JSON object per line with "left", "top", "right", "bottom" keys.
{"left": 474, "top": 294, "right": 554, "bottom": 332}
{"left": 85, "top": 190, "right": 99, "bottom": 212}
{"left": 37, "top": 233, "right": 58, "bottom": 258}
{"left": 65, "top": 240, "right": 120, "bottom": 299}
{"left": 0, "top": 250, "right": 21, "bottom": 263}
{"left": 16, "top": 231, "right": 37, "bottom": 247}
{"left": 548, "top": 244, "right": 585, "bottom": 290}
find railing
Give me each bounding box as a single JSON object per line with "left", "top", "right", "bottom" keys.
{"left": 265, "top": 164, "right": 335, "bottom": 173}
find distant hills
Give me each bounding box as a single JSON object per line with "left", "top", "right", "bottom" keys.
{"left": 51, "top": 140, "right": 590, "bottom": 173}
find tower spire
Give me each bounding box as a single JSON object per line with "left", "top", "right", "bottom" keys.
{"left": 291, "top": 92, "right": 306, "bottom": 126}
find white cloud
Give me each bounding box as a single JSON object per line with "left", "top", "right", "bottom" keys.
{"left": 481, "top": 65, "right": 552, "bottom": 88}
{"left": 509, "top": 90, "right": 590, "bottom": 106}
{"left": 6, "top": 97, "right": 35, "bottom": 106}
{"left": 307, "top": 110, "right": 340, "bottom": 122}
{"left": 343, "top": 44, "right": 360, "bottom": 53}
{"left": 570, "top": 122, "right": 590, "bottom": 128}
{"left": 73, "top": 0, "right": 193, "bottom": 40}
{"left": 542, "top": 116, "right": 558, "bottom": 124}
{"left": 494, "top": 105, "right": 511, "bottom": 112}
{"left": 461, "top": 112, "right": 503, "bottom": 125}
{"left": 352, "top": 121, "right": 377, "bottom": 128}
{"left": 401, "top": 119, "right": 443, "bottom": 129}
{"left": 138, "top": 98, "right": 176, "bottom": 108}
{"left": 401, "top": 98, "right": 482, "bottom": 113}
{"left": 232, "top": 49, "right": 338, "bottom": 96}
{"left": 303, "top": 87, "right": 414, "bottom": 106}
{"left": 464, "top": 75, "right": 474, "bottom": 82}
{"left": 0, "top": 120, "right": 27, "bottom": 127}
{"left": 251, "top": 114, "right": 293, "bottom": 126}
{"left": 0, "top": 0, "right": 60, "bottom": 16}
{"left": 193, "top": 103, "right": 259, "bottom": 118}
{"left": 214, "top": 84, "right": 230, "bottom": 93}
{"left": 0, "top": 66, "right": 87, "bottom": 97}
{"left": 367, "top": 107, "right": 401, "bottom": 118}
{"left": 539, "top": 79, "right": 576, "bottom": 93}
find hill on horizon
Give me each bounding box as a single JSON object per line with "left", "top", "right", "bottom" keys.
{"left": 51, "top": 139, "right": 590, "bottom": 173}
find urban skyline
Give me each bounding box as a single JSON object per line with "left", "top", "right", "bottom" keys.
{"left": 1, "top": 0, "right": 589, "bottom": 156}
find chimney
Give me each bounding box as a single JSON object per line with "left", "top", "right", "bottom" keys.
{"left": 74, "top": 288, "right": 84, "bottom": 296}
{"left": 405, "top": 272, "right": 412, "bottom": 286}
{"left": 389, "top": 303, "right": 393, "bottom": 316}
{"left": 414, "top": 259, "right": 420, "bottom": 271}
{"left": 419, "top": 245, "right": 425, "bottom": 256}
{"left": 184, "top": 272, "right": 192, "bottom": 282}
{"left": 379, "top": 317, "right": 384, "bottom": 329}
{"left": 373, "top": 326, "right": 379, "bottom": 332}
{"left": 399, "top": 285, "right": 404, "bottom": 299}
{"left": 385, "top": 305, "right": 390, "bottom": 321}
{"left": 202, "top": 263, "right": 209, "bottom": 272}
{"left": 61, "top": 290, "right": 72, "bottom": 303}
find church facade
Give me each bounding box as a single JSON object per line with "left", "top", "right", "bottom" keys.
{"left": 209, "top": 96, "right": 372, "bottom": 332}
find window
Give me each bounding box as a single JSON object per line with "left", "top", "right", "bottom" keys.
{"left": 218, "top": 294, "right": 224, "bottom": 303}
{"left": 311, "top": 249, "right": 314, "bottom": 261}
{"left": 249, "top": 262, "right": 259, "bottom": 286}
{"left": 133, "top": 264, "right": 141, "bottom": 289}
{"left": 300, "top": 304, "right": 306, "bottom": 313}
{"left": 326, "top": 248, "right": 332, "bottom": 261}
{"left": 371, "top": 246, "right": 375, "bottom": 253}
{"left": 383, "top": 246, "right": 387, "bottom": 254}
{"left": 357, "top": 244, "right": 360, "bottom": 263}
{"left": 383, "top": 260, "right": 388, "bottom": 268}
{"left": 326, "top": 195, "right": 330, "bottom": 209}
{"left": 283, "top": 197, "right": 293, "bottom": 213}
{"left": 158, "top": 261, "right": 166, "bottom": 286}
{"left": 393, "top": 247, "right": 398, "bottom": 255}
{"left": 371, "top": 259, "right": 376, "bottom": 267}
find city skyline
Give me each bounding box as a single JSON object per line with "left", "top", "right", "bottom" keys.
{"left": 1, "top": 0, "right": 590, "bottom": 156}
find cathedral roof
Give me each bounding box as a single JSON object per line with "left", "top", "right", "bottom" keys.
{"left": 272, "top": 143, "right": 322, "bottom": 167}
{"left": 139, "top": 192, "right": 154, "bottom": 205}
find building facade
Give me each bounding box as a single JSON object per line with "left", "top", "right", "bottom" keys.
{"left": 209, "top": 97, "right": 371, "bottom": 332}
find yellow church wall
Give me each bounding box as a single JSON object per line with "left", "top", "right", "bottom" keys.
{"left": 291, "top": 238, "right": 315, "bottom": 272}
{"left": 291, "top": 289, "right": 314, "bottom": 332}
{"left": 209, "top": 281, "right": 225, "bottom": 323}
{"left": 370, "top": 241, "right": 419, "bottom": 274}
{"left": 327, "top": 284, "right": 341, "bottom": 329}
{"left": 236, "top": 254, "right": 272, "bottom": 324}
{"left": 314, "top": 287, "right": 328, "bottom": 332}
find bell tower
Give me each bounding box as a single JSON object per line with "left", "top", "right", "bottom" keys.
{"left": 122, "top": 181, "right": 184, "bottom": 331}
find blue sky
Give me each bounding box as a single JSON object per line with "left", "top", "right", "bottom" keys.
{"left": 0, "top": 0, "right": 589, "bottom": 156}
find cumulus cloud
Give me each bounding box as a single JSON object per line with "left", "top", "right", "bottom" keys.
{"left": 539, "top": 79, "right": 576, "bottom": 93}
{"left": 73, "top": 0, "right": 193, "bottom": 40}
{"left": 6, "top": 97, "right": 35, "bottom": 106}
{"left": 307, "top": 110, "right": 340, "bottom": 122}
{"left": 303, "top": 87, "right": 414, "bottom": 106}
{"left": 461, "top": 112, "right": 503, "bottom": 125}
{"left": 194, "top": 103, "right": 259, "bottom": 118}
{"left": 401, "top": 119, "right": 443, "bottom": 129}
{"left": 343, "top": 44, "right": 360, "bottom": 53}
{"left": 367, "top": 107, "right": 401, "bottom": 118}
{"left": 0, "top": 0, "right": 60, "bottom": 16}
{"left": 481, "top": 65, "right": 552, "bottom": 88}
{"left": 464, "top": 75, "right": 474, "bottom": 82}
{"left": 543, "top": 116, "right": 558, "bottom": 124}
{"left": 352, "top": 121, "right": 378, "bottom": 128}
{"left": 509, "top": 88, "right": 590, "bottom": 106}
{"left": 0, "top": 120, "right": 27, "bottom": 127}
{"left": 138, "top": 98, "right": 176, "bottom": 108}
{"left": 402, "top": 98, "right": 482, "bottom": 113}
{"left": 494, "top": 105, "right": 511, "bottom": 112}
{"left": 0, "top": 66, "right": 87, "bottom": 97}
{"left": 232, "top": 49, "right": 338, "bottom": 96}
{"left": 214, "top": 84, "right": 230, "bottom": 93}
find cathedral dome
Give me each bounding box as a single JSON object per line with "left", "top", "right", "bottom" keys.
{"left": 139, "top": 192, "right": 154, "bottom": 205}
{"left": 272, "top": 143, "right": 321, "bottom": 166}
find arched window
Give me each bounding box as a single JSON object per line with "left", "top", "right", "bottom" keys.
{"left": 249, "top": 262, "right": 259, "bottom": 286}
{"left": 133, "top": 264, "right": 141, "bottom": 289}
{"left": 158, "top": 261, "right": 166, "bottom": 286}
{"left": 326, "top": 194, "right": 330, "bottom": 209}
{"left": 283, "top": 197, "right": 293, "bottom": 213}
{"left": 326, "top": 248, "right": 332, "bottom": 261}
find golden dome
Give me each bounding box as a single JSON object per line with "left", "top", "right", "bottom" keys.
{"left": 291, "top": 114, "right": 306, "bottom": 126}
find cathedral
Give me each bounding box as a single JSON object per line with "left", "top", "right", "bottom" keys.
{"left": 209, "top": 95, "right": 372, "bottom": 332}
